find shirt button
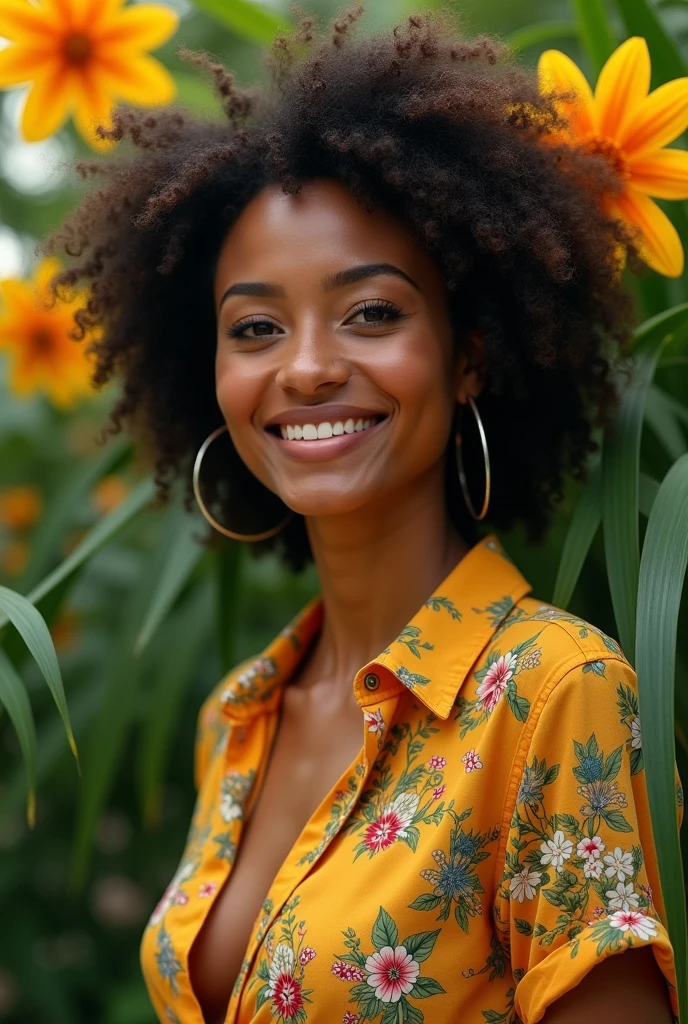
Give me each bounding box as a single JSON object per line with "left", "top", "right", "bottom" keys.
{"left": 364, "top": 672, "right": 380, "bottom": 691}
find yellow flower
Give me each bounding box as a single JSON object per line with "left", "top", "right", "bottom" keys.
{"left": 0, "top": 485, "right": 42, "bottom": 529}
{"left": 0, "top": 538, "right": 29, "bottom": 576}
{"left": 0, "top": 257, "right": 99, "bottom": 409}
{"left": 0, "top": 0, "right": 178, "bottom": 150}
{"left": 91, "top": 474, "right": 130, "bottom": 515}
{"left": 538, "top": 37, "right": 688, "bottom": 277}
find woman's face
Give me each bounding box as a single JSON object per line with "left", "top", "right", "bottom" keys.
{"left": 213, "top": 177, "right": 468, "bottom": 518}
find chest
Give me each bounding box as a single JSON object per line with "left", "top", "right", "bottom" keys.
{"left": 188, "top": 693, "right": 364, "bottom": 1024}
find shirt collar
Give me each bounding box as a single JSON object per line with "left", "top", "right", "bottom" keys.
{"left": 219, "top": 533, "right": 531, "bottom": 722}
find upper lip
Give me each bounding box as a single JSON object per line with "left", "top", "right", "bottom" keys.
{"left": 263, "top": 405, "right": 388, "bottom": 429}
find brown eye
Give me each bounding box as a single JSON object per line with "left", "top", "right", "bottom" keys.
{"left": 226, "top": 317, "right": 281, "bottom": 340}
{"left": 346, "top": 299, "right": 405, "bottom": 326}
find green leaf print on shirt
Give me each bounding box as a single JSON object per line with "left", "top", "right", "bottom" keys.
{"left": 471, "top": 595, "right": 516, "bottom": 628}
{"left": 344, "top": 717, "right": 453, "bottom": 860}
{"left": 616, "top": 683, "right": 644, "bottom": 776}
{"left": 332, "top": 907, "right": 445, "bottom": 1024}
{"left": 423, "top": 595, "right": 462, "bottom": 620}
{"left": 394, "top": 625, "right": 435, "bottom": 659}
{"left": 410, "top": 808, "right": 500, "bottom": 932}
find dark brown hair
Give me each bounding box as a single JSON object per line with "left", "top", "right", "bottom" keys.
{"left": 46, "top": 4, "right": 641, "bottom": 571}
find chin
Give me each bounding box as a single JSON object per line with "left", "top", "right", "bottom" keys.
{"left": 280, "top": 487, "right": 374, "bottom": 518}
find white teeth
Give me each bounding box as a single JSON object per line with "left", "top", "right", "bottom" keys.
{"left": 276, "top": 416, "right": 382, "bottom": 441}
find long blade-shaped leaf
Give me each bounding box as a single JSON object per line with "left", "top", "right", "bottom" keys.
{"left": 552, "top": 459, "right": 601, "bottom": 609}
{"left": 0, "top": 646, "right": 37, "bottom": 827}
{"left": 0, "top": 476, "right": 156, "bottom": 635}
{"left": 645, "top": 386, "right": 688, "bottom": 461}
{"left": 507, "top": 20, "right": 579, "bottom": 52}
{"left": 602, "top": 304, "right": 688, "bottom": 659}
{"left": 16, "top": 435, "right": 132, "bottom": 594}
{"left": 0, "top": 586, "right": 79, "bottom": 771}
{"left": 191, "top": 0, "right": 290, "bottom": 44}
{"left": 134, "top": 503, "right": 204, "bottom": 657}
{"left": 137, "top": 580, "right": 214, "bottom": 828}
{"left": 216, "top": 542, "right": 243, "bottom": 674}
{"left": 639, "top": 472, "right": 660, "bottom": 518}
{"left": 571, "top": 0, "right": 616, "bottom": 75}
{"left": 636, "top": 453, "right": 688, "bottom": 1020}
{"left": 613, "top": 0, "right": 687, "bottom": 82}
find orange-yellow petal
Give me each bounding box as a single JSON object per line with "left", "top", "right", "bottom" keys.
{"left": 538, "top": 48, "right": 596, "bottom": 137}
{"left": 594, "top": 36, "right": 650, "bottom": 143}
{"left": 0, "top": 0, "right": 61, "bottom": 43}
{"left": 21, "top": 63, "right": 74, "bottom": 142}
{"left": 71, "top": 66, "right": 115, "bottom": 150}
{"left": 620, "top": 77, "right": 688, "bottom": 157}
{"left": 0, "top": 44, "right": 55, "bottom": 87}
{"left": 96, "top": 51, "right": 175, "bottom": 106}
{"left": 95, "top": 4, "right": 179, "bottom": 51}
{"left": 629, "top": 147, "right": 688, "bottom": 199}
{"left": 610, "top": 185, "right": 684, "bottom": 277}
{"left": 0, "top": 277, "right": 33, "bottom": 317}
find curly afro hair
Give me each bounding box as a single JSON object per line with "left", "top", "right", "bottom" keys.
{"left": 46, "top": 4, "right": 642, "bottom": 572}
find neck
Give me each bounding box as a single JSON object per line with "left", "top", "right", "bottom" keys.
{"left": 300, "top": 466, "right": 468, "bottom": 704}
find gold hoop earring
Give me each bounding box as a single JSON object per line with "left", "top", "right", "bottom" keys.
{"left": 192, "top": 424, "right": 294, "bottom": 541}
{"left": 455, "top": 395, "right": 491, "bottom": 521}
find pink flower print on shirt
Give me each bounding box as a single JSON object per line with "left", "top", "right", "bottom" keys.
{"left": 476, "top": 652, "right": 517, "bottom": 712}
{"left": 362, "top": 791, "right": 420, "bottom": 853}
{"left": 427, "top": 755, "right": 447, "bottom": 771}
{"left": 174, "top": 892, "right": 189, "bottom": 906}
{"left": 462, "top": 749, "right": 483, "bottom": 772}
{"left": 365, "top": 945, "right": 420, "bottom": 1002}
{"left": 298, "top": 946, "right": 316, "bottom": 965}
{"left": 198, "top": 882, "right": 217, "bottom": 898}
{"left": 364, "top": 709, "right": 385, "bottom": 734}
{"left": 432, "top": 784, "right": 446, "bottom": 800}
{"left": 577, "top": 835, "right": 605, "bottom": 860}
{"left": 268, "top": 944, "right": 303, "bottom": 1018}
{"left": 342, "top": 1014, "right": 360, "bottom": 1024}
{"left": 332, "top": 960, "right": 366, "bottom": 982}
{"left": 609, "top": 909, "right": 658, "bottom": 941}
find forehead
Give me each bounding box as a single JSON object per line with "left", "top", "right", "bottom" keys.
{"left": 213, "top": 177, "right": 446, "bottom": 296}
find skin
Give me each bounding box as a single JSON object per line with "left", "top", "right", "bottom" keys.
{"left": 211, "top": 177, "right": 672, "bottom": 1023}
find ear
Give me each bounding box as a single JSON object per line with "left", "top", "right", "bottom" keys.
{"left": 455, "top": 332, "right": 487, "bottom": 406}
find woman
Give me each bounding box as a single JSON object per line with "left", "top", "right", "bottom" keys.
{"left": 48, "top": 7, "right": 681, "bottom": 1023}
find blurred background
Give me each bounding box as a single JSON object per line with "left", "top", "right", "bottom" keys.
{"left": 1, "top": 0, "right": 688, "bottom": 1021}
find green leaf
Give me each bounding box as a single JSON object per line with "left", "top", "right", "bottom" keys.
{"left": 134, "top": 503, "right": 204, "bottom": 656}
{"left": 191, "top": 0, "right": 291, "bottom": 45}
{"left": 644, "top": 387, "right": 688, "bottom": 462}
{"left": 0, "top": 646, "right": 37, "bottom": 827}
{"left": 0, "top": 585, "right": 79, "bottom": 771}
{"left": 14, "top": 435, "right": 132, "bottom": 594}
{"left": 639, "top": 473, "right": 660, "bottom": 519}
{"left": 408, "top": 976, "right": 445, "bottom": 998}
{"left": 371, "top": 907, "right": 398, "bottom": 951}
{"left": 506, "top": 19, "right": 579, "bottom": 52}
{"left": 507, "top": 689, "right": 530, "bottom": 723}
{"left": 514, "top": 918, "right": 533, "bottom": 935}
{"left": 215, "top": 542, "right": 243, "bottom": 674}
{"left": 571, "top": 0, "right": 617, "bottom": 75}
{"left": 602, "top": 304, "right": 688, "bottom": 660}
{"left": 636, "top": 453, "right": 688, "bottom": 1019}
{"left": 552, "top": 459, "right": 601, "bottom": 609}
{"left": 408, "top": 893, "right": 442, "bottom": 912}
{"left": 137, "top": 580, "right": 214, "bottom": 828}
{"left": 399, "top": 928, "right": 440, "bottom": 962}
{"left": 612, "top": 0, "right": 687, "bottom": 83}
{"left": 0, "top": 477, "right": 156, "bottom": 636}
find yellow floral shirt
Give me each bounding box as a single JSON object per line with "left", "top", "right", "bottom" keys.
{"left": 140, "top": 533, "right": 681, "bottom": 1024}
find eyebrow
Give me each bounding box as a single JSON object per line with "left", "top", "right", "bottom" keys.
{"left": 218, "top": 262, "right": 420, "bottom": 309}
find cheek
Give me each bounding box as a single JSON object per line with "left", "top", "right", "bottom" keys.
{"left": 214, "top": 353, "right": 263, "bottom": 448}
{"left": 377, "top": 335, "right": 456, "bottom": 445}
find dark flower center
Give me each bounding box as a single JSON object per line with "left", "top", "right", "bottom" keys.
{"left": 65, "top": 33, "right": 91, "bottom": 65}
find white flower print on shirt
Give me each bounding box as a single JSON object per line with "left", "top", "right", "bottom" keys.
{"left": 476, "top": 651, "right": 518, "bottom": 712}
{"left": 631, "top": 716, "right": 642, "bottom": 750}
{"left": 539, "top": 830, "right": 573, "bottom": 871}
{"left": 603, "top": 846, "right": 634, "bottom": 882}
{"left": 609, "top": 909, "right": 658, "bottom": 941}
{"left": 509, "top": 866, "right": 542, "bottom": 903}
{"left": 584, "top": 858, "right": 604, "bottom": 880}
{"left": 577, "top": 835, "right": 605, "bottom": 860}
{"left": 462, "top": 749, "right": 483, "bottom": 772}
{"left": 605, "top": 882, "right": 640, "bottom": 912}
{"left": 363, "top": 708, "right": 385, "bottom": 734}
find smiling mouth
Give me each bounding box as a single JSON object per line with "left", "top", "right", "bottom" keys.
{"left": 265, "top": 414, "right": 387, "bottom": 441}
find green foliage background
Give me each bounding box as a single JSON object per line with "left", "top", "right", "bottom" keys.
{"left": 0, "top": 0, "right": 687, "bottom": 1021}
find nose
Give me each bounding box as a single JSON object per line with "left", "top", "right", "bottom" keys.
{"left": 274, "top": 322, "right": 350, "bottom": 395}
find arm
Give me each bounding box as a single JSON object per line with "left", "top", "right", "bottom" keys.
{"left": 542, "top": 946, "right": 673, "bottom": 1023}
